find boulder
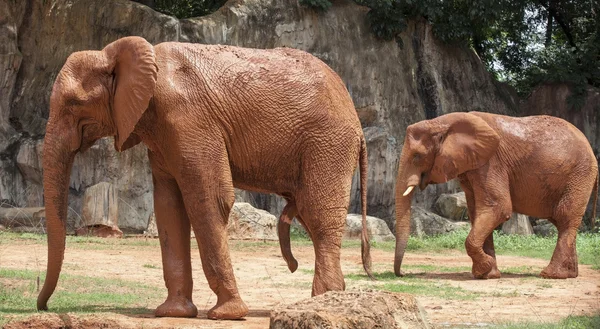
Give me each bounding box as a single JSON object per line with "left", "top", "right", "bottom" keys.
{"left": 270, "top": 290, "right": 431, "bottom": 329}
{"left": 345, "top": 214, "right": 395, "bottom": 242}
{"left": 77, "top": 182, "right": 122, "bottom": 238}
{"left": 410, "top": 206, "right": 467, "bottom": 237}
{"left": 434, "top": 192, "right": 469, "bottom": 221}
{"left": 501, "top": 213, "right": 534, "bottom": 235}
{"left": 0, "top": 207, "right": 45, "bottom": 229}
{"left": 143, "top": 212, "right": 158, "bottom": 238}
{"left": 227, "top": 202, "right": 278, "bottom": 240}
{"left": 533, "top": 219, "right": 558, "bottom": 237}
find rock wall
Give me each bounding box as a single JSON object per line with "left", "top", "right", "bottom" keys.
{"left": 1, "top": 0, "right": 520, "bottom": 232}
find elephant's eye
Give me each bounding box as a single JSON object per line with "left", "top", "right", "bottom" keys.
{"left": 413, "top": 153, "right": 422, "bottom": 164}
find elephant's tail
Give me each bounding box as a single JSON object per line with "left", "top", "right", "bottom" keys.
{"left": 359, "top": 137, "right": 374, "bottom": 280}
{"left": 592, "top": 173, "right": 598, "bottom": 232}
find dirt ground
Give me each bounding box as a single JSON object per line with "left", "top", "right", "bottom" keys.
{"left": 1, "top": 238, "right": 599, "bottom": 328}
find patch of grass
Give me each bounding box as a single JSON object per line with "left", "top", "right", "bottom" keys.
{"left": 0, "top": 268, "right": 158, "bottom": 326}
{"left": 299, "top": 268, "right": 314, "bottom": 275}
{"left": 536, "top": 282, "right": 553, "bottom": 288}
{"left": 142, "top": 264, "right": 159, "bottom": 269}
{"left": 383, "top": 230, "right": 600, "bottom": 270}
{"left": 345, "top": 271, "right": 482, "bottom": 300}
{"left": 501, "top": 265, "right": 541, "bottom": 275}
{"left": 488, "top": 315, "right": 600, "bottom": 329}
{"left": 400, "top": 264, "right": 471, "bottom": 273}
{"left": 0, "top": 232, "right": 160, "bottom": 249}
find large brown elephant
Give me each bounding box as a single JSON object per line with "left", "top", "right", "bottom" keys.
{"left": 394, "top": 112, "right": 598, "bottom": 280}
{"left": 38, "top": 36, "right": 372, "bottom": 320}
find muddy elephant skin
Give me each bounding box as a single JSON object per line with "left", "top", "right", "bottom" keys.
{"left": 394, "top": 112, "right": 598, "bottom": 280}
{"left": 38, "top": 37, "right": 372, "bottom": 320}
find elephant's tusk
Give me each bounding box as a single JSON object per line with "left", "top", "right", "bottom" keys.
{"left": 403, "top": 185, "right": 415, "bottom": 196}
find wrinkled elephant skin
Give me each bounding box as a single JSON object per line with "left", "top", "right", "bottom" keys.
{"left": 38, "top": 37, "right": 373, "bottom": 320}
{"left": 394, "top": 112, "right": 598, "bottom": 280}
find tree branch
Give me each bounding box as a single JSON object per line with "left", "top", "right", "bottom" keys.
{"left": 538, "top": 0, "right": 577, "bottom": 50}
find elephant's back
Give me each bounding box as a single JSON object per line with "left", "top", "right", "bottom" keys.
{"left": 153, "top": 42, "right": 358, "bottom": 124}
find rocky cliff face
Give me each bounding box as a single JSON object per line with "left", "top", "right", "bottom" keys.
{"left": 1, "top": 0, "right": 521, "bottom": 231}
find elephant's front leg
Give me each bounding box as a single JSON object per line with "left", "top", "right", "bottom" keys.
{"left": 466, "top": 206, "right": 510, "bottom": 279}
{"left": 177, "top": 144, "right": 248, "bottom": 320}
{"left": 460, "top": 176, "right": 503, "bottom": 279}
{"left": 151, "top": 163, "right": 197, "bottom": 317}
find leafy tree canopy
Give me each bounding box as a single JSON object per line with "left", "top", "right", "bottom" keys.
{"left": 352, "top": 0, "right": 599, "bottom": 98}
{"left": 154, "top": 0, "right": 227, "bottom": 18}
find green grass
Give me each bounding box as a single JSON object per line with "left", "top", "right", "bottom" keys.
{"left": 0, "top": 232, "right": 160, "bottom": 249}
{"left": 0, "top": 268, "right": 158, "bottom": 326}
{"left": 142, "top": 264, "right": 160, "bottom": 269}
{"left": 484, "top": 315, "right": 600, "bottom": 329}
{"left": 346, "top": 271, "right": 483, "bottom": 300}
{"left": 373, "top": 229, "right": 600, "bottom": 270}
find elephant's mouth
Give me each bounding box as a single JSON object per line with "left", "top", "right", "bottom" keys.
{"left": 419, "top": 172, "right": 430, "bottom": 190}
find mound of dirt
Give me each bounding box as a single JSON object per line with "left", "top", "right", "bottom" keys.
{"left": 3, "top": 313, "right": 130, "bottom": 329}
{"left": 269, "top": 291, "right": 431, "bottom": 329}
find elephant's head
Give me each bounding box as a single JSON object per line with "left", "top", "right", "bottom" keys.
{"left": 38, "top": 37, "right": 157, "bottom": 311}
{"left": 393, "top": 112, "right": 500, "bottom": 276}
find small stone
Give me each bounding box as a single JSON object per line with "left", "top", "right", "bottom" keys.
{"left": 502, "top": 213, "right": 534, "bottom": 235}
{"left": 410, "top": 206, "right": 465, "bottom": 237}
{"left": 434, "top": 192, "right": 469, "bottom": 221}
{"left": 345, "top": 214, "right": 395, "bottom": 242}
{"left": 78, "top": 182, "right": 122, "bottom": 238}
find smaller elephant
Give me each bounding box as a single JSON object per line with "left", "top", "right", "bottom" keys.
{"left": 394, "top": 112, "right": 598, "bottom": 279}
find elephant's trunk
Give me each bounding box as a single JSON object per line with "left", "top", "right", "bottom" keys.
{"left": 393, "top": 146, "right": 420, "bottom": 277}
{"left": 37, "top": 123, "right": 76, "bottom": 311}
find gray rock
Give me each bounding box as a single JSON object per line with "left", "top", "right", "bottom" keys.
{"left": 0, "top": 207, "right": 45, "bottom": 229}
{"left": 270, "top": 290, "right": 431, "bottom": 329}
{"left": 227, "top": 202, "right": 278, "bottom": 241}
{"left": 77, "top": 182, "right": 122, "bottom": 238}
{"left": 143, "top": 212, "right": 158, "bottom": 238}
{"left": 410, "top": 206, "right": 465, "bottom": 237}
{"left": 345, "top": 214, "right": 395, "bottom": 242}
{"left": 434, "top": 192, "right": 469, "bottom": 221}
{"left": 502, "top": 213, "right": 534, "bottom": 235}
{"left": 533, "top": 219, "right": 558, "bottom": 237}
{"left": 16, "top": 140, "right": 43, "bottom": 185}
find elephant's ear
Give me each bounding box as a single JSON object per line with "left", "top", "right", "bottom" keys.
{"left": 103, "top": 36, "right": 158, "bottom": 151}
{"left": 430, "top": 113, "right": 500, "bottom": 183}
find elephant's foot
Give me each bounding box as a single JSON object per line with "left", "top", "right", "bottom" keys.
{"left": 155, "top": 297, "right": 198, "bottom": 318}
{"left": 482, "top": 265, "right": 501, "bottom": 279}
{"left": 207, "top": 296, "right": 248, "bottom": 320}
{"left": 540, "top": 265, "right": 578, "bottom": 279}
{"left": 472, "top": 255, "right": 498, "bottom": 279}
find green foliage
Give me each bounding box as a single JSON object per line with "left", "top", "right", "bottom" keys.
{"left": 354, "top": 0, "right": 599, "bottom": 99}
{"left": 154, "top": 0, "right": 226, "bottom": 18}
{"left": 299, "top": 0, "right": 332, "bottom": 11}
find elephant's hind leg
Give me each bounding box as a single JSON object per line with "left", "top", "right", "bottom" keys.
{"left": 177, "top": 142, "right": 248, "bottom": 320}
{"left": 278, "top": 200, "right": 299, "bottom": 273}
{"left": 303, "top": 207, "right": 346, "bottom": 296}
{"left": 541, "top": 206, "right": 582, "bottom": 278}
{"left": 149, "top": 153, "right": 197, "bottom": 318}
